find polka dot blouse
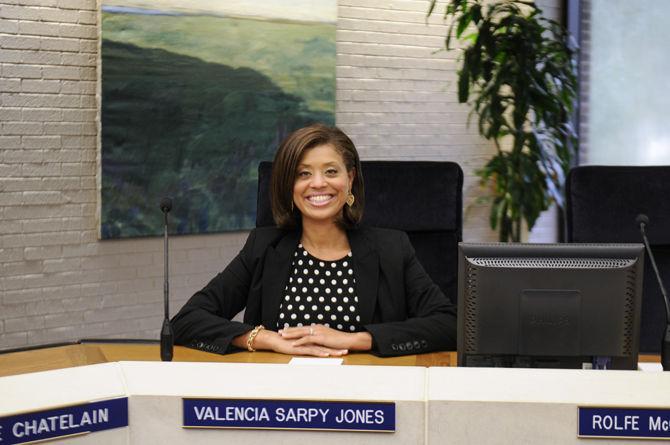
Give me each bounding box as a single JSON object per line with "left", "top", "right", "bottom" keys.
{"left": 277, "top": 244, "right": 361, "bottom": 332}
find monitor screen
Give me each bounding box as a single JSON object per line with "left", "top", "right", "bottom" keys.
{"left": 457, "top": 243, "right": 645, "bottom": 370}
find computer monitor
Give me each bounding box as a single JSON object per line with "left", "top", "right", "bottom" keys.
{"left": 457, "top": 243, "right": 645, "bottom": 370}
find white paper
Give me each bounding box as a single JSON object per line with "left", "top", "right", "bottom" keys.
{"left": 289, "top": 357, "right": 343, "bottom": 366}
{"left": 638, "top": 362, "right": 663, "bottom": 372}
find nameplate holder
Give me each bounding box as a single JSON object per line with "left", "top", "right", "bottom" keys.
{"left": 183, "top": 398, "right": 395, "bottom": 432}
{"left": 579, "top": 407, "right": 670, "bottom": 439}
{"left": 0, "top": 397, "right": 128, "bottom": 445}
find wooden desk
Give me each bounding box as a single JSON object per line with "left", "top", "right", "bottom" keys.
{"left": 0, "top": 343, "right": 456, "bottom": 378}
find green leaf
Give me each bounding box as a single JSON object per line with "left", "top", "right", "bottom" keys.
{"left": 458, "top": 68, "right": 470, "bottom": 103}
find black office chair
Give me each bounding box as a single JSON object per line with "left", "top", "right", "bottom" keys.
{"left": 566, "top": 165, "right": 670, "bottom": 353}
{"left": 256, "top": 161, "right": 464, "bottom": 305}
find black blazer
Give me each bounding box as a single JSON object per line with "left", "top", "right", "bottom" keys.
{"left": 172, "top": 226, "right": 457, "bottom": 356}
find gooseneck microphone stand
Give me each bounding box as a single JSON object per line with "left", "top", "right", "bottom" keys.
{"left": 160, "top": 197, "right": 174, "bottom": 362}
{"left": 636, "top": 214, "right": 670, "bottom": 371}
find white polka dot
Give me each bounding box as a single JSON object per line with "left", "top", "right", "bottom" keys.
{"left": 291, "top": 287, "right": 296, "bottom": 292}
{"left": 331, "top": 297, "right": 337, "bottom": 303}
{"left": 343, "top": 261, "right": 348, "bottom": 267}
{"left": 325, "top": 305, "right": 331, "bottom": 311}
{"left": 284, "top": 322, "right": 290, "bottom": 328}
{"left": 320, "top": 279, "right": 325, "bottom": 285}
{"left": 349, "top": 287, "right": 354, "bottom": 293}
{"left": 308, "top": 260, "right": 313, "bottom": 265}
{"left": 306, "top": 296, "right": 312, "bottom": 302}
{"left": 343, "top": 279, "right": 348, "bottom": 285}
{"left": 302, "top": 287, "right": 307, "bottom": 293}
{"left": 294, "top": 268, "right": 298, "bottom": 274}
{"left": 299, "top": 305, "right": 305, "bottom": 311}
{"left": 356, "top": 315, "right": 360, "bottom": 322}
{"left": 298, "top": 259, "right": 303, "bottom": 266}
{"left": 337, "top": 306, "right": 343, "bottom": 312}
{"left": 294, "top": 252, "right": 298, "bottom": 257}
{"left": 305, "top": 314, "right": 310, "bottom": 320}
{"left": 343, "top": 315, "right": 349, "bottom": 321}
{"left": 312, "top": 305, "right": 318, "bottom": 311}
{"left": 287, "top": 304, "right": 293, "bottom": 310}
{"left": 319, "top": 297, "right": 325, "bottom": 302}
{"left": 325, "top": 323, "right": 330, "bottom": 328}
{"left": 289, "top": 277, "right": 293, "bottom": 283}
{"left": 319, "top": 262, "right": 325, "bottom": 267}
{"left": 331, "top": 263, "right": 336, "bottom": 268}
{"left": 285, "top": 295, "right": 290, "bottom": 301}
{"left": 337, "top": 288, "right": 343, "bottom": 294}
{"left": 297, "top": 322, "right": 303, "bottom": 327}
{"left": 337, "top": 324, "right": 343, "bottom": 329}
{"left": 331, "top": 314, "right": 337, "bottom": 320}
{"left": 337, "top": 270, "right": 343, "bottom": 276}
{"left": 350, "top": 306, "right": 355, "bottom": 311}
{"left": 280, "top": 313, "right": 285, "bottom": 319}
{"left": 325, "top": 288, "right": 331, "bottom": 294}
{"left": 291, "top": 314, "right": 297, "bottom": 319}
{"left": 325, "top": 271, "right": 331, "bottom": 276}
{"left": 303, "top": 250, "right": 308, "bottom": 256}
{"left": 308, "top": 278, "right": 314, "bottom": 284}
{"left": 354, "top": 297, "right": 359, "bottom": 303}
{"left": 303, "top": 269, "right": 308, "bottom": 274}
{"left": 313, "top": 287, "right": 319, "bottom": 293}
{"left": 343, "top": 297, "right": 349, "bottom": 303}
{"left": 297, "top": 277, "right": 302, "bottom": 283}
{"left": 331, "top": 279, "right": 337, "bottom": 285}
{"left": 295, "top": 296, "right": 301, "bottom": 302}
{"left": 349, "top": 326, "right": 356, "bottom": 331}
{"left": 317, "top": 314, "right": 323, "bottom": 320}
{"left": 348, "top": 269, "right": 353, "bottom": 275}
{"left": 314, "top": 270, "right": 319, "bottom": 275}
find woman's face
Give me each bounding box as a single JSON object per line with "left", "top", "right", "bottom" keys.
{"left": 293, "top": 144, "right": 354, "bottom": 226}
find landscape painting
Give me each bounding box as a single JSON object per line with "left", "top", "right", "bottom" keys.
{"left": 101, "top": 0, "right": 336, "bottom": 238}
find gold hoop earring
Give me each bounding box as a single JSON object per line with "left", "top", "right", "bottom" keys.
{"left": 346, "top": 192, "right": 355, "bottom": 207}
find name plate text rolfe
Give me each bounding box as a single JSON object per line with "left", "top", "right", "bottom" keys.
{"left": 183, "top": 399, "right": 395, "bottom": 432}
{"left": 579, "top": 407, "right": 670, "bottom": 439}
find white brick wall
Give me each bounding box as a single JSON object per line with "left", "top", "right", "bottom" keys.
{"left": 0, "top": 0, "right": 562, "bottom": 349}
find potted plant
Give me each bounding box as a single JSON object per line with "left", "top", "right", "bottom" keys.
{"left": 428, "top": 0, "right": 578, "bottom": 241}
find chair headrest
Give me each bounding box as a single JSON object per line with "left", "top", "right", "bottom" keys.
{"left": 567, "top": 165, "right": 670, "bottom": 244}
{"left": 257, "top": 161, "right": 463, "bottom": 232}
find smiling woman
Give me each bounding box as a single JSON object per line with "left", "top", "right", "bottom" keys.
{"left": 171, "top": 124, "right": 457, "bottom": 357}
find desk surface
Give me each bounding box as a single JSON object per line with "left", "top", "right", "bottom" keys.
{"left": 0, "top": 343, "right": 659, "bottom": 378}
{"left": 0, "top": 343, "right": 456, "bottom": 377}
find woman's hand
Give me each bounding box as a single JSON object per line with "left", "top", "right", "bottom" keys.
{"left": 279, "top": 324, "right": 372, "bottom": 352}
{"left": 234, "top": 329, "right": 349, "bottom": 357}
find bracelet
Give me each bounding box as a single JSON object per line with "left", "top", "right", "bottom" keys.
{"left": 247, "top": 325, "right": 265, "bottom": 352}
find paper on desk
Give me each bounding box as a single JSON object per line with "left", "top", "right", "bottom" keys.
{"left": 289, "top": 357, "right": 343, "bottom": 366}
{"left": 638, "top": 362, "right": 663, "bottom": 372}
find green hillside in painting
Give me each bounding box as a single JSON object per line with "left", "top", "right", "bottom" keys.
{"left": 101, "top": 12, "right": 335, "bottom": 238}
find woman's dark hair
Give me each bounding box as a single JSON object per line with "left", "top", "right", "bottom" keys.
{"left": 270, "top": 123, "right": 365, "bottom": 228}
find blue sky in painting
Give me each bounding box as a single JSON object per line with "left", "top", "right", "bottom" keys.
{"left": 101, "top": 0, "right": 336, "bottom": 23}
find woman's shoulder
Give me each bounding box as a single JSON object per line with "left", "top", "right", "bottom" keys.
{"left": 239, "top": 226, "right": 296, "bottom": 256}
{"left": 353, "top": 225, "right": 409, "bottom": 242}
{"left": 349, "top": 226, "right": 411, "bottom": 257}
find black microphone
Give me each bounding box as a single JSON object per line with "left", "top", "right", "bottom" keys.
{"left": 160, "top": 197, "right": 174, "bottom": 362}
{"left": 636, "top": 213, "right": 670, "bottom": 371}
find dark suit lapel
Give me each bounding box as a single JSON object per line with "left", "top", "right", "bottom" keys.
{"left": 261, "top": 230, "right": 300, "bottom": 328}
{"left": 348, "top": 228, "right": 379, "bottom": 324}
